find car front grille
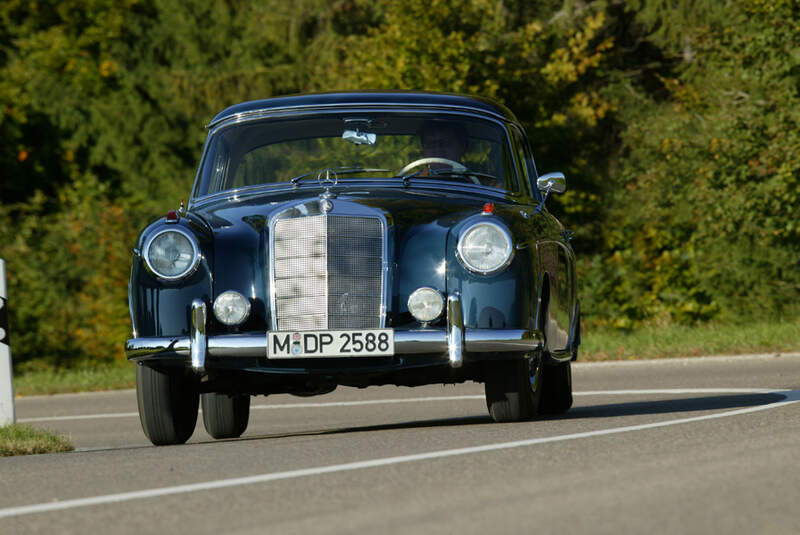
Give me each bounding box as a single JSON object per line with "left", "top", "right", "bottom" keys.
{"left": 272, "top": 214, "right": 384, "bottom": 331}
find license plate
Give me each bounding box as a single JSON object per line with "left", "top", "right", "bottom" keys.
{"left": 267, "top": 329, "right": 394, "bottom": 358}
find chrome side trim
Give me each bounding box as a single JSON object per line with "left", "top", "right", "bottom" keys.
{"left": 447, "top": 293, "right": 464, "bottom": 368}
{"left": 190, "top": 299, "right": 207, "bottom": 372}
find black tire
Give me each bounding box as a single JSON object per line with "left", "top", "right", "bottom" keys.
{"left": 201, "top": 392, "right": 250, "bottom": 439}
{"left": 538, "top": 361, "right": 573, "bottom": 415}
{"left": 136, "top": 364, "right": 199, "bottom": 446}
{"left": 484, "top": 355, "right": 543, "bottom": 423}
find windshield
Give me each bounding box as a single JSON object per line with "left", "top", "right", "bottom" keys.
{"left": 194, "top": 112, "right": 519, "bottom": 197}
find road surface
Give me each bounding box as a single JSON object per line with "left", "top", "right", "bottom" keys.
{"left": 2, "top": 353, "right": 799, "bottom": 534}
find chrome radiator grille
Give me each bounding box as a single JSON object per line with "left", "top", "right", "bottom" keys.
{"left": 272, "top": 215, "right": 384, "bottom": 331}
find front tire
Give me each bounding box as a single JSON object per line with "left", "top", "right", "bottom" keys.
{"left": 136, "top": 364, "right": 199, "bottom": 446}
{"left": 201, "top": 393, "right": 250, "bottom": 439}
{"left": 484, "top": 355, "right": 542, "bottom": 422}
{"left": 538, "top": 361, "right": 573, "bottom": 415}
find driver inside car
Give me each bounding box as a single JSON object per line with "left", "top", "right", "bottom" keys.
{"left": 420, "top": 120, "right": 468, "bottom": 164}
{"left": 416, "top": 121, "right": 495, "bottom": 186}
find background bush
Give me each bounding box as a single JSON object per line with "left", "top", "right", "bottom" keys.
{"left": 0, "top": 0, "right": 797, "bottom": 369}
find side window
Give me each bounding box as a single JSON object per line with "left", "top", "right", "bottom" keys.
{"left": 509, "top": 126, "right": 534, "bottom": 193}
{"left": 202, "top": 137, "right": 230, "bottom": 194}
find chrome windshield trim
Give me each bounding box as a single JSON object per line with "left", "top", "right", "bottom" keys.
{"left": 207, "top": 102, "right": 510, "bottom": 129}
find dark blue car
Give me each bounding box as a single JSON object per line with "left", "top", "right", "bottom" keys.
{"left": 126, "top": 92, "right": 580, "bottom": 445}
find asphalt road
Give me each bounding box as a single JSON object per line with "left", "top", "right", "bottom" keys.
{"left": 2, "top": 353, "right": 799, "bottom": 534}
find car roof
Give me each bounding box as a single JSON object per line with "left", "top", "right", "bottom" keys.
{"left": 208, "top": 91, "right": 519, "bottom": 128}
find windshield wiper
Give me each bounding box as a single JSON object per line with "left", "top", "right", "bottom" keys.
{"left": 398, "top": 167, "right": 499, "bottom": 187}
{"left": 427, "top": 169, "right": 498, "bottom": 181}
{"left": 289, "top": 166, "right": 391, "bottom": 185}
{"left": 397, "top": 169, "right": 427, "bottom": 187}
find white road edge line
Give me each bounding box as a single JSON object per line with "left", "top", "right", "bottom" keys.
{"left": 2, "top": 388, "right": 798, "bottom": 519}
{"left": 17, "top": 388, "right": 785, "bottom": 423}
{"left": 17, "top": 396, "right": 487, "bottom": 423}
{"left": 18, "top": 412, "right": 140, "bottom": 423}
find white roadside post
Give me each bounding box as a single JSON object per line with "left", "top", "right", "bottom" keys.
{"left": 0, "top": 258, "right": 15, "bottom": 426}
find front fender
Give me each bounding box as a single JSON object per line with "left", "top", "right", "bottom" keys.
{"left": 129, "top": 215, "right": 213, "bottom": 338}
{"left": 445, "top": 214, "right": 537, "bottom": 331}
{"left": 394, "top": 221, "right": 448, "bottom": 321}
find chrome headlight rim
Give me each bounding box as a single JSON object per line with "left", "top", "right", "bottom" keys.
{"left": 213, "top": 290, "right": 251, "bottom": 326}
{"left": 407, "top": 286, "right": 445, "bottom": 323}
{"left": 142, "top": 227, "right": 201, "bottom": 281}
{"left": 456, "top": 220, "right": 515, "bottom": 275}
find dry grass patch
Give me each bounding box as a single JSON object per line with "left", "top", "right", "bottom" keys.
{"left": 0, "top": 424, "right": 74, "bottom": 456}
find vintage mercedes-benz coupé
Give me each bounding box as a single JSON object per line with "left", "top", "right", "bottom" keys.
{"left": 126, "top": 92, "right": 580, "bottom": 445}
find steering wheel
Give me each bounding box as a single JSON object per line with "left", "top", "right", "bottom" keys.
{"left": 398, "top": 158, "right": 481, "bottom": 185}
{"left": 399, "top": 157, "right": 466, "bottom": 175}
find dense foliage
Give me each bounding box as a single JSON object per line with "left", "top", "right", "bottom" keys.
{"left": 0, "top": 0, "right": 797, "bottom": 368}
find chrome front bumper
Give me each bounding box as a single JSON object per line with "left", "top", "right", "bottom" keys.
{"left": 125, "top": 294, "right": 543, "bottom": 372}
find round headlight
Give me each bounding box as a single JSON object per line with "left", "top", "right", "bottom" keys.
{"left": 457, "top": 221, "right": 514, "bottom": 274}
{"left": 145, "top": 229, "right": 199, "bottom": 280}
{"left": 407, "top": 287, "right": 444, "bottom": 323}
{"left": 213, "top": 290, "right": 250, "bottom": 326}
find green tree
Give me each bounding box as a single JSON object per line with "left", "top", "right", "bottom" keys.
{"left": 1, "top": 0, "right": 798, "bottom": 368}
{"left": 0, "top": 0, "right": 343, "bottom": 367}
{"left": 309, "top": 0, "right": 618, "bottom": 251}
{"left": 588, "top": 0, "right": 800, "bottom": 327}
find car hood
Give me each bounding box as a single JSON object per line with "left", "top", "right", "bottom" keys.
{"left": 192, "top": 187, "right": 510, "bottom": 238}
{"left": 190, "top": 188, "right": 517, "bottom": 306}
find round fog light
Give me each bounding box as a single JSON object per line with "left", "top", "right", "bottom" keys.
{"left": 213, "top": 290, "right": 250, "bottom": 326}
{"left": 408, "top": 287, "right": 444, "bottom": 323}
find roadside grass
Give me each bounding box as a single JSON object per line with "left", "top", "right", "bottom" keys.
{"left": 0, "top": 424, "right": 74, "bottom": 456}
{"left": 14, "top": 364, "right": 135, "bottom": 397}
{"left": 582, "top": 319, "right": 800, "bottom": 361}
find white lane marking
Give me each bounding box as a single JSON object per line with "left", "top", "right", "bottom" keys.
{"left": 16, "top": 389, "right": 784, "bottom": 423}
{"left": 249, "top": 395, "right": 485, "bottom": 410}
{"left": 2, "top": 388, "right": 798, "bottom": 519}
{"left": 17, "top": 396, "right": 483, "bottom": 423}
{"left": 575, "top": 353, "right": 800, "bottom": 367}
{"left": 18, "top": 412, "right": 140, "bottom": 423}
{"left": 575, "top": 388, "right": 788, "bottom": 396}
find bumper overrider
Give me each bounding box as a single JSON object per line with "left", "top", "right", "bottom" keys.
{"left": 125, "top": 294, "right": 543, "bottom": 372}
